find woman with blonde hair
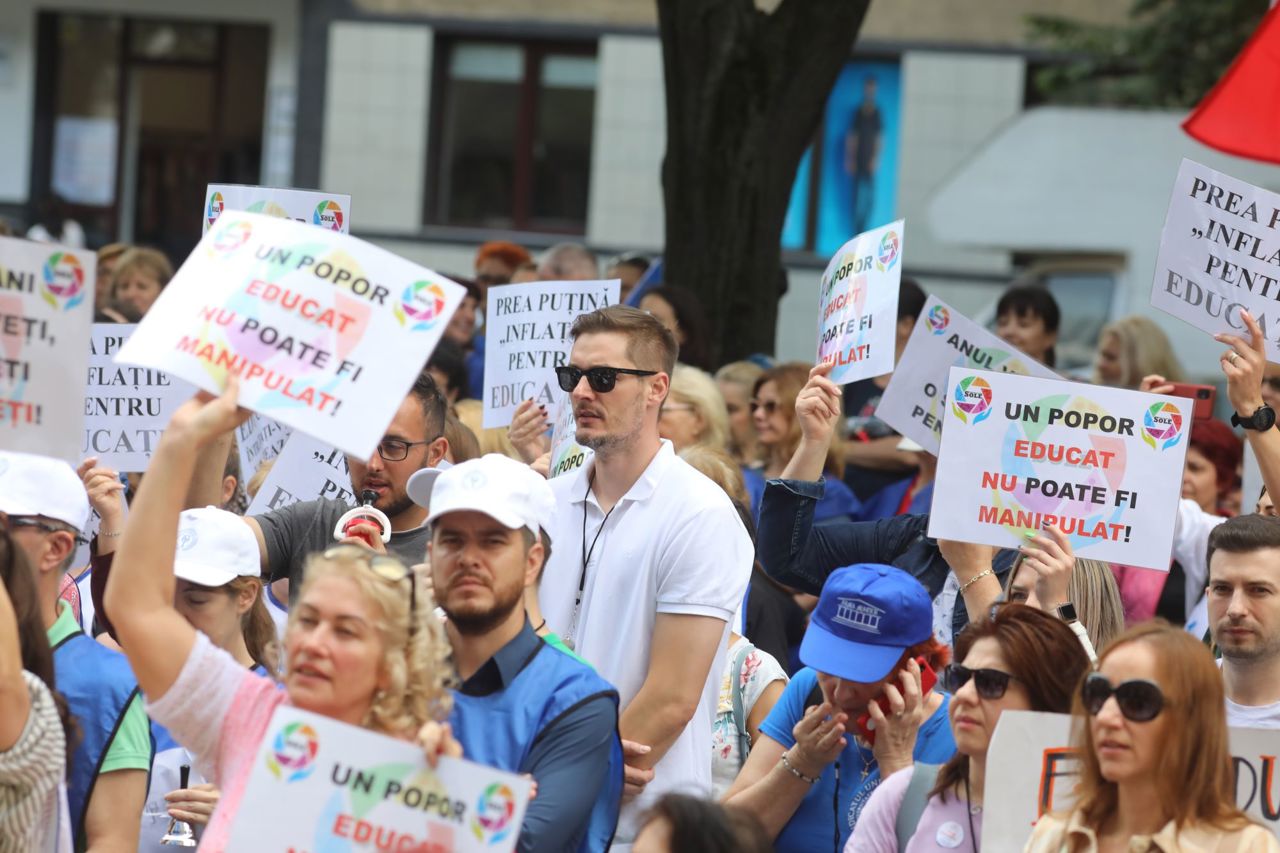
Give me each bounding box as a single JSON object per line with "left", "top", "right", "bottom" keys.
{"left": 715, "top": 361, "right": 765, "bottom": 466}
{"left": 110, "top": 247, "right": 173, "bottom": 318}
{"left": 1026, "top": 623, "right": 1278, "bottom": 851}
{"left": 1093, "top": 315, "right": 1186, "bottom": 389}
{"left": 104, "top": 383, "right": 458, "bottom": 852}
{"left": 659, "top": 364, "right": 731, "bottom": 453}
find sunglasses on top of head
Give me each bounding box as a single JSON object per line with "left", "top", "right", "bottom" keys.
{"left": 1081, "top": 673, "right": 1164, "bottom": 723}
{"left": 942, "top": 664, "right": 1018, "bottom": 700}
{"left": 555, "top": 365, "right": 657, "bottom": 394}
{"left": 322, "top": 545, "right": 418, "bottom": 639}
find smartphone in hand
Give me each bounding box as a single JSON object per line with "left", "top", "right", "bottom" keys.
{"left": 853, "top": 656, "right": 937, "bottom": 745}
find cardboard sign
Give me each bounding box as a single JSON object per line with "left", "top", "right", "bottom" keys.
{"left": 246, "top": 429, "right": 355, "bottom": 516}
{"left": 0, "top": 234, "right": 95, "bottom": 461}
{"left": 547, "top": 390, "right": 591, "bottom": 479}
{"left": 983, "top": 711, "right": 1280, "bottom": 849}
{"left": 815, "top": 219, "right": 904, "bottom": 385}
{"left": 877, "top": 296, "right": 1058, "bottom": 455}
{"left": 237, "top": 413, "right": 292, "bottom": 484}
{"left": 928, "top": 368, "right": 1190, "bottom": 570}
{"left": 116, "top": 212, "right": 466, "bottom": 461}
{"left": 1152, "top": 158, "right": 1280, "bottom": 361}
{"left": 482, "top": 279, "right": 619, "bottom": 429}
{"left": 226, "top": 706, "right": 532, "bottom": 853}
{"left": 83, "top": 324, "right": 194, "bottom": 470}
{"left": 204, "top": 184, "right": 351, "bottom": 235}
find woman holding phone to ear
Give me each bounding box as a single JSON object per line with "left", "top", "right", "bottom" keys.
{"left": 1025, "top": 622, "right": 1279, "bottom": 852}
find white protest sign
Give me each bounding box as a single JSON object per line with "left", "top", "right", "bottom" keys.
{"left": 237, "top": 413, "right": 293, "bottom": 484}
{"left": 877, "top": 296, "right": 1058, "bottom": 455}
{"left": 204, "top": 183, "right": 351, "bottom": 235}
{"left": 548, "top": 390, "right": 591, "bottom": 479}
{"left": 983, "top": 710, "right": 1280, "bottom": 849}
{"left": 1152, "top": 158, "right": 1280, "bottom": 361}
{"left": 227, "top": 705, "right": 533, "bottom": 853}
{"left": 117, "top": 212, "right": 466, "bottom": 461}
{"left": 928, "top": 368, "right": 1191, "bottom": 570}
{"left": 816, "top": 219, "right": 903, "bottom": 385}
{"left": 0, "top": 235, "right": 94, "bottom": 461}
{"left": 246, "top": 429, "right": 355, "bottom": 516}
{"left": 83, "top": 324, "right": 194, "bottom": 470}
{"left": 482, "top": 279, "right": 619, "bottom": 429}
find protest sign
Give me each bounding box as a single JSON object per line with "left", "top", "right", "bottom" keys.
{"left": 928, "top": 368, "right": 1190, "bottom": 570}
{"left": 482, "top": 279, "right": 619, "bottom": 429}
{"left": 204, "top": 184, "right": 351, "bottom": 235}
{"left": 0, "top": 234, "right": 94, "bottom": 461}
{"left": 237, "top": 413, "right": 293, "bottom": 485}
{"left": 227, "top": 706, "right": 532, "bottom": 853}
{"left": 83, "top": 324, "right": 194, "bottom": 470}
{"left": 983, "top": 711, "right": 1280, "bottom": 849}
{"left": 246, "top": 429, "right": 355, "bottom": 516}
{"left": 117, "top": 212, "right": 466, "bottom": 461}
{"left": 877, "top": 296, "right": 1058, "bottom": 454}
{"left": 815, "top": 220, "right": 904, "bottom": 385}
{"left": 1151, "top": 158, "right": 1280, "bottom": 361}
{"left": 548, "top": 390, "right": 591, "bottom": 479}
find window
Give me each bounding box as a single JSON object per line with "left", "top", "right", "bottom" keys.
{"left": 429, "top": 39, "right": 597, "bottom": 233}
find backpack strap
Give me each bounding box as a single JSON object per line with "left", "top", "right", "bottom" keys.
{"left": 895, "top": 762, "right": 942, "bottom": 851}
{"left": 729, "top": 642, "right": 755, "bottom": 768}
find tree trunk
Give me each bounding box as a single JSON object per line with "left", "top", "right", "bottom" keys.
{"left": 656, "top": 0, "right": 871, "bottom": 364}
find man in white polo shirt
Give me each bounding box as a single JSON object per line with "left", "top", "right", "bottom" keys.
{"left": 539, "top": 306, "right": 753, "bottom": 847}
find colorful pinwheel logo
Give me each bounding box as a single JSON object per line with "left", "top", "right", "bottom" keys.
{"left": 313, "top": 200, "right": 344, "bottom": 232}
{"left": 265, "top": 722, "right": 319, "bottom": 783}
{"left": 927, "top": 305, "right": 950, "bottom": 335}
{"left": 471, "top": 783, "right": 517, "bottom": 845}
{"left": 206, "top": 192, "right": 225, "bottom": 228}
{"left": 1142, "top": 402, "right": 1184, "bottom": 450}
{"left": 951, "top": 376, "right": 993, "bottom": 425}
{"left": 40, "top": 253, "right": 86, "bottom": 311}
{"left": 875, "top": 230, "right": 901, "bottom": 272}
{"left": 394, "top": 281, "right": 447, "bottom": 331}
{"left": 209, "top": 220, "right": 252, "bottom": 255}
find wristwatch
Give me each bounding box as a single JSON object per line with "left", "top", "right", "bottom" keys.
{"left": 1231, "top": 404, "right": 1277, "bottom": 431}
{"left": 1055, "top": 602, "right": 1079, "bottom": 623}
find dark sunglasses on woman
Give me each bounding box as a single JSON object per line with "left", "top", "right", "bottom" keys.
{"left": 942, "top": 664, "right": 1018, "bottom": 700}
{"left": 555, "top": 365, "right": 657, "bottom": 394}
{"left": 1081, "top": 673, "right": 1164, "bottom": 722}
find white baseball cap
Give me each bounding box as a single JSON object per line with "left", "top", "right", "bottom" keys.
{"left": 173, "top": 507, "right": 261, "bottom": 587}
{"left": 417, "top": 454, "right": 556, "bottom": 535}
{"left": 0, "top": 451, "right": 90, "bottom": 532}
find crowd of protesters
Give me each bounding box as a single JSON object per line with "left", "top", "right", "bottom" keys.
{"left": 2, "top": 221, "right": 1280, "bottom": 853}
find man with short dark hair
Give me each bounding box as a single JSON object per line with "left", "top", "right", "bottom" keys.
{"left": 245, "top": 370, "right": 450, "bottom": 599}
{"left": 1206, "top": 514, "right": 1280, "bottom": 728}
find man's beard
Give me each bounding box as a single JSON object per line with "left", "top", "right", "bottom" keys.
{"left": 374, "top": 491, "right": 416, "bottom": 520}
{"left": 444, "top": 584, "right": 525, "bottom": 636}
{"left": 1217, "top": 623, "right": 1280, "bottom": 663}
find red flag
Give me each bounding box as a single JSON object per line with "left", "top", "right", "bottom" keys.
{"left": 1183, "top": 3, "right": 1280, "bottom": 164}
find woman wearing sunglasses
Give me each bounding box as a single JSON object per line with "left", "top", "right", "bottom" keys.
{"left": 846, "top": 604, "right": 1089, "bottom": 852}
{"left": 104, "top": 383, "right": 458, "bottom": 853}
{"left": 1026, "top": 622, "right": 1278, "bottom": 852}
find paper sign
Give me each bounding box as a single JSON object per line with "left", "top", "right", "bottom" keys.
{"left": 226, "top": 705, "right": 532, "bottom": 853}
{"left": 0, "top": 234, "right": 94, "bottom": 461}
{"left": 83, "top": 324, "right": 194, "bottom": 470}
{"left": 928, "top": 368, "right": 1191, "bottom": 570}
{"left": 237, "top": 413, "right": 293, "bottom": 484}
{"left": 246, "top": 429, "right": 355, "bottom": 516}
{"left": 482, "top": 279, "right": 620, "bottom": 429}
{"left": 877, "top": 296, "right": 1058, "bottom": 455}
{"left": 548, "top": 390, "right": 591, "bottom": 479}
{"left": 1151, "top": 158, "right": 1280, "bottom": 361}
{"left": 983, "top": 711, "right": 1280, "bottom": 849}
{"left": 204, "top": 183, "right": 351, "bottom": 235}
{"left": 816, "top": 220, "right": 904, "bottom": 385}
{"left": 116, "top": 212, "right": 466, "bottom": 461}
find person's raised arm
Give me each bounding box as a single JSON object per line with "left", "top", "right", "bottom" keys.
{"left": 781, "top": 363, "right": 842, "bottom": 482}
{"left": 105, "top": 381, "right": 250, "bottom": 700}
{"left": 938, "top": 538, "right": 1002, "bottom": 622}
{"left": 0, "top": 569, "right": 28, "bottom": 750}
{"left": 1218, "top": 310, "right": 1280, "bottom": 512}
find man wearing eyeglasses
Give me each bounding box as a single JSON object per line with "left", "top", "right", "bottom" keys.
{"left": 245, "top": 370, "right": 450, "bottom": 603}
{"left": 538, "top": 305, "right": 753, "bottom": 848}
{"left": 0, "top": 451, "right": 151, "bottom": 852}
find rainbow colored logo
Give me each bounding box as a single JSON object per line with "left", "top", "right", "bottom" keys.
{"left": 927, "top": 305, "right": 950, "bottom": 335}
{"left": 875, "top": 230, "right": 901, "bottom": 272}
{"left": 206, "top": 192, "right": 225, "bottom": 228}
{"left": 210, "top": 220, "right": 252, "bottom": 255}
{"left": 471, "top": 783, "right": 516, "bottom": 845}
{"left": 1141, "top": 402, "right": 1184, "bottom": 450}
{"left": 951, "top": 376, "right": 993, "bottom": 425}
{"left": 313, "top": 200, "right": 344, "bottom": 232}
{"left": 265, "top": 722, "right": 318, "bottom": 783}
{"left": 394, "top": 281, "right": 447, "bottom": 331}
{"left": 40, "top": 253, "right": 86, "bottom": 311}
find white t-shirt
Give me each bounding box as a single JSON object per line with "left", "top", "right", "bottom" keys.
{"left": 1225, "top": 696, "right": 1280, "bottom": 729}
{"left": 539, "top": 440, "right": 753, "bottom": 844}
{"left": 1172, "top": 498, "right": 1225, "bottom": 620}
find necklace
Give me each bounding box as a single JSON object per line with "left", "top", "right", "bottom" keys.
{"left": 963, "top": 772, "right": 980, "bottom": 852}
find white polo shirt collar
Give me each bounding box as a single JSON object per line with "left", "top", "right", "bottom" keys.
{"left": 567, "top": 439, "right": 674, "bottom": 510}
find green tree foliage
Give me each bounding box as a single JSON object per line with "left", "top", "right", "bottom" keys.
{"left": 1028, "top": 0, "right": 1266, "bottom": 108}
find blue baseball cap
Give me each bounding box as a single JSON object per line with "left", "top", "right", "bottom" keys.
{"left": 800, "top": 563, "right": 933, "bottom": 683}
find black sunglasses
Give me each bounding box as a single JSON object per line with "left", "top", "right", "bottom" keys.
{"left": 555, "top": 365, "right": 657, "bottom": 394}
{"left": 1081, "top": 673, "right": 1164, "bottom": 722}
{"left": 943, "top": 664, "right": 1017, "bottom": 700}
{"left": 323, "top": 545, "right": 417, "bottom": 638}
{"left": 749, "top": 399, "right": 780, "bottom": 416}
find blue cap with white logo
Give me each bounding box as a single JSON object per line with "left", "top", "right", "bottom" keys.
{"left": 799, "top": 563, "right": 933, "bottom": 683}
